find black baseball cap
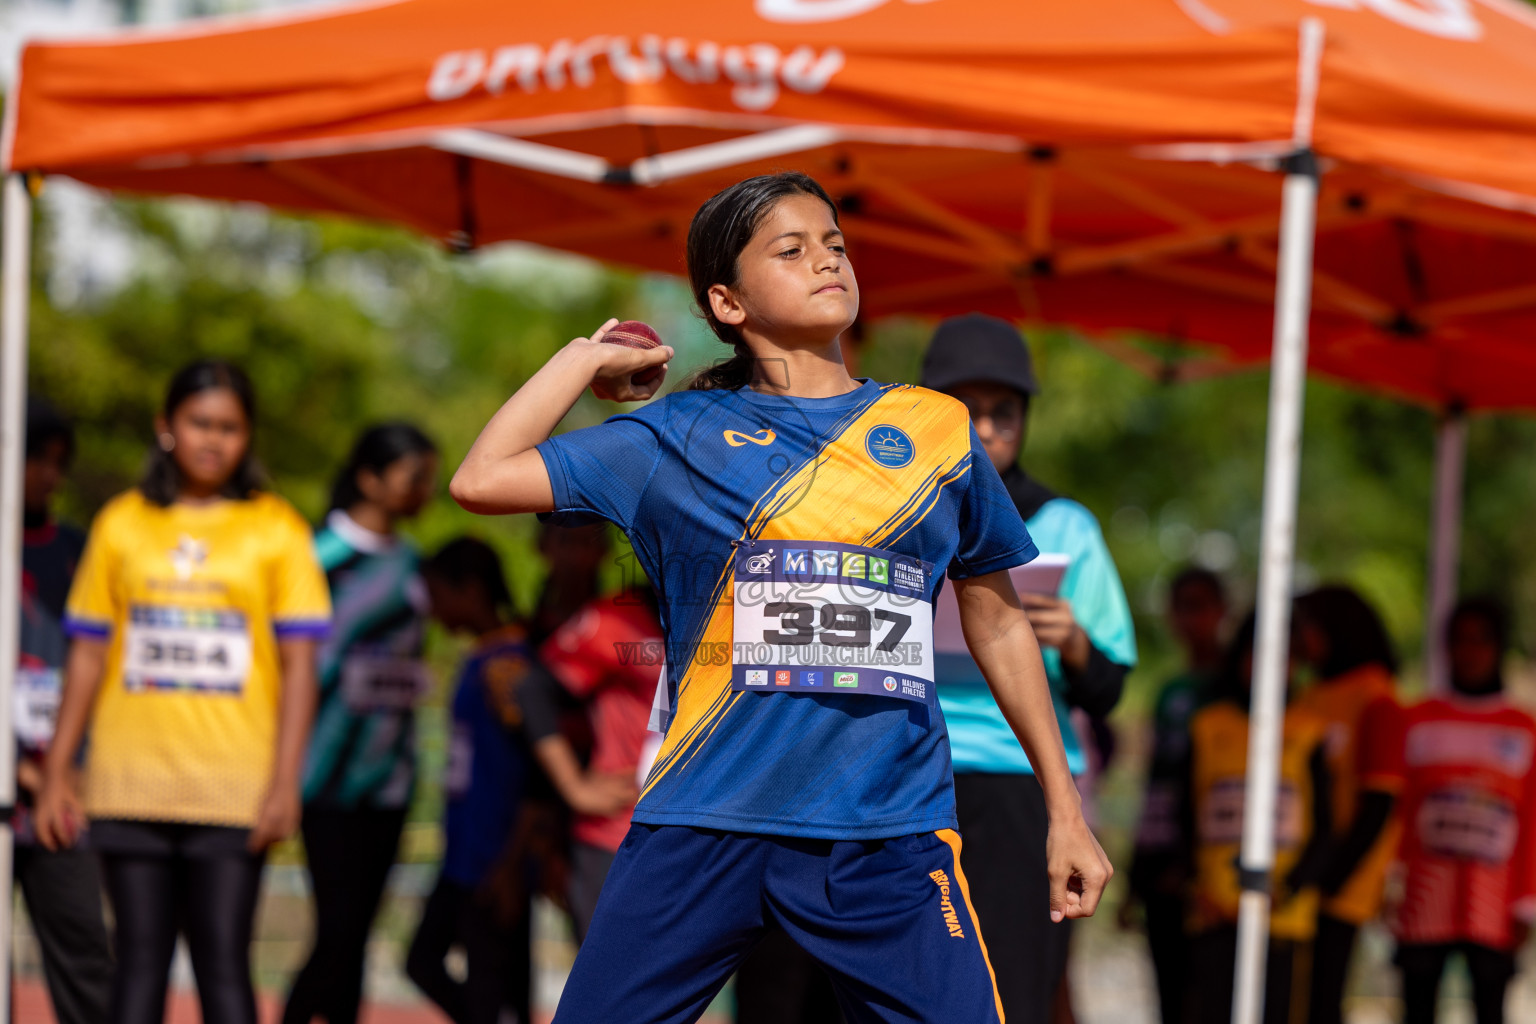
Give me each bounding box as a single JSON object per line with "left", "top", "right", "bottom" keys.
{"left": 919, "top": 313, "right": 1039, "bottom": 398}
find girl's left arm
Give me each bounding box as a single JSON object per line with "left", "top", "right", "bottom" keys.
{"left": 952, "top": 569, "right": 1113, "bottom": 921}
{"left": 249, "top": 637, "right": 319, "bottom": 852}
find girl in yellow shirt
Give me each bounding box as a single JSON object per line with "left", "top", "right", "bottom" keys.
{"left": 36, "top": 360, "right": 331, "bottom": 1024}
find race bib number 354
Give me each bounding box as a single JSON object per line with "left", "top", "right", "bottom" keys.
{"left": 730, "top": 539, "right": 935, "bottom": 704}
{"left": 123, "top": 605, "right": 253, "bottom": 696}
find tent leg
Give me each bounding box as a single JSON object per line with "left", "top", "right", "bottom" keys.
{"left": 1423, "top": 413, "right": 1466, "bottom": 693}
{"left": 1232, "top": 154, "right": 1318, "bottom": 1024}
{"left": 0, "top": 173, "right": 33, "bottom": 1024}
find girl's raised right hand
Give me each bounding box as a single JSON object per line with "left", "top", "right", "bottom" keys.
{"left": 572, "top": 319, "right": 674, "bottom": 403}
{"left": 34, "top": 772, "right": 85, "bottom": 851}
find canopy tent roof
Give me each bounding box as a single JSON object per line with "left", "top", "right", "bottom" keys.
{"left": 7, "top": 0, "right": 1536, "bottom": 410}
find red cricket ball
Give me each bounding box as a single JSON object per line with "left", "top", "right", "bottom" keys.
{"left": 602, "top": 320, "right": 666, "bottom": 387}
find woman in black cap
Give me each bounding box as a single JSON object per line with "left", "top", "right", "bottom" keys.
{"left": 922, "top": 313, "right": 1138, "bottom": 1023}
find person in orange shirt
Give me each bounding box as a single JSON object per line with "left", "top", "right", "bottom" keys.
{"left": 1292, "top": 585, "right": 1404, "bottom": 1024}
{"left": 1183, "top": 613, "right": 1333, "bottom": 1024}
{"left": 1392, "top": 597, "right": 1536, "bottom": 1024}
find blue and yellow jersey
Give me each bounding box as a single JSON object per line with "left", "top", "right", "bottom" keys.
{"left": 63, "top": 489, "right": 331, "bottom": 827}
{"left": 537, "top": 379, "right": 1036, "bottom": 840}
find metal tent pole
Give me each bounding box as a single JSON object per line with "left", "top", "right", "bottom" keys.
{"left": 1423, "top": 412, "right": 1467, "bottom": 692}
{"left": 1231, "top": 19, "right": 1324, "bottom": 1022}
{"left": 1231, "top": 148, "right": 1318, "bottom": 1024}
{"left": 0, "top": 172, "right": 33, "bottom": 1024}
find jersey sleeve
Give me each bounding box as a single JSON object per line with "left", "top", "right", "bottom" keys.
{"left": 1513, "top": 716, "right": 1536, "bottom": 923}
{"left": 268, "top": 502, "right": 332, "bottom": 639}
{"left": 536, "top": 410, "right": 665, "bottom": 533}
{"left": 1356, "top": 695, "right": 1405, "bottom": 793}
{"left": 947, "top": 424, "right": 1038, "bottom": 580}
{"left": 62, "top": 500, "right": 123, "bottom": 639}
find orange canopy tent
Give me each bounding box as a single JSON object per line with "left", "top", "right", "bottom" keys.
{"left": 6, "top": 0, "right": 1536, "bottom": 408}
{"left": 5, "top": 3, "right": 1536, "bottom": 1021}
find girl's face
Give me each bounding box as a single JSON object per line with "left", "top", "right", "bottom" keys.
{"left": 710, "top": 194, "right": 859, "bottom": 347}
{"left": 358, "top": 451, "right": 438, "bottom": 519}
{"left": 158, "top": 388, "right": 251, "bottom": 497}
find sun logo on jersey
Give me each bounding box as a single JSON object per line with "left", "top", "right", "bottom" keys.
{"left": 723, "top": 428, "right": 776, "bottom": 447}
{"left": 169, "top": 535, "right": 208, "bottom": 580}
{"left": 865, "top": 424, "right": 914, "bottom": 468}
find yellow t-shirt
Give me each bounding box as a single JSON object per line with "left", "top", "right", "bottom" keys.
{"left": 64, "top": 489, "right": 331, "bottom": 827}
{"left": 1295, "top": 664, "right": 1402, "bottom": 924}
{"left": 1188, "top": 700, "right": 1329, "bottom": 941}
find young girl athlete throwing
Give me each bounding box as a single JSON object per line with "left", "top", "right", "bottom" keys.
{"left": 453, "top": 172, "right": 1110, "bottom": 1023}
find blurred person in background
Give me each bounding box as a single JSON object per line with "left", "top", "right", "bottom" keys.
{"left": 14, "top": 399, "right": 113, "bottom": 1024}
{"left": 36, "top": 360, "right": 330, "bottom": 1024}
{"left": 1293, "top": 585, "right": 1404, "bottom": 1024}
{"left": 285, "top": 423, "right": 438, "bottom": 1024}
{"left": 529, "top": 521, "right": 610, "bottom": 645}
{"left": 1391, "top": 597, "right": 1536, "bottom": 1024}
{"left": 920, "top": 313, "right": 1137, "bottom": 1023}
{"left": 1125, "top": 567, "right": 1227, "bottom": 1024}
{"left": 523, "top": 555, "right": 661, "bottom": 942}
{"left": 1183, "top": 614, "right": 1332, "bottom": 1024}
{"left": 407, "top": 538, "right": 551, "bottom": 1024}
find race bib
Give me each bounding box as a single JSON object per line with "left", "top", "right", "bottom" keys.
{"left": 341, "top": 653, "right": 432, "bottom": 712}
{"left": 14, "top": 666, "right": 61, "bottom": 748}
{"left": 1417, "top": 786, "right": 1519, "bottom": 863}
{"left": 1200, "top": 777, "right": 1304, "bottom": 849}
{"left": 123, "top": 606, "right": 252, "bottom": 695}
{"left": 729, "top": 538, "right": 935, "bottom": 704}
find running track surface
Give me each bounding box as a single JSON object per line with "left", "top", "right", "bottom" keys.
{"left": 13, "top": 981, "right": 731, "bottom": 1024}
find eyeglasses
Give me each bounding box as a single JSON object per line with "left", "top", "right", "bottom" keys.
{"left": 962, "top": 399, "right": 1024, "bottom": 437}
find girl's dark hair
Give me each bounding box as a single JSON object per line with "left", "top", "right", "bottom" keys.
{"left": 1448, "top": 595, "right": 1510, "bottom": 653}
{"left": 1170, "top": 566, "right": 1226, "bottom": 607}
{"left": 1212, "top": 612, "right": 1259, "bottom": 705}
{"left": 1294, "top": 584, "right": 1400, "bottom": 678}
{"left": 25, "top": 398, "right": 75, "bottom": 463}
{"left": 329, "top": 423, "right": 437, "bottom": 512}
{"left": 138, "top": 360, "right": 263, "bottom": 507}
{"left": 423, "top": 537, "right": 513, "bottom": 614}
{"left": 684, "top": 172, "right": 840, "bottom": 391}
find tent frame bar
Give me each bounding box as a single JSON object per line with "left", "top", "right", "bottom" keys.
{"left": 1232, "top": 18, "right": 1325, "bottom": 1024}
{"left": 1425, "top": 411, "right": 1467, "bottom": 691}
{"left": 0, "top": 171, "right": 32, "bottom": 1024}
{"left": 1232, "top": 146, "right": 1319, "bottom": 1024}
{"left": 432, "top": 124, "right": 845, "bottom": 186}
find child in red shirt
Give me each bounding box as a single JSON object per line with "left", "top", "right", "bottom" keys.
{"left": 1392, "top": 597, "right": 1536, "bottom": 1024}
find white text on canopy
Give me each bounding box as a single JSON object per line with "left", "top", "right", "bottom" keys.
{"left": 428, "top": 37, "right": 846, "bottom": 112}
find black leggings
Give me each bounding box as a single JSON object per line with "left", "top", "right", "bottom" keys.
{"left": 98, "top": 833, "right": 265, "bottom": 1024}
{"left": 1398, "top": 942, "right": 1515, "bottom": 1024}
{"left": 1307, "top": 914, "right": 1357, "bottom": 1024}
{"left": 405, "top": 875, "right": 531, "bottom": 1024}
{"left": 283, "top": 806, "right": 407, "bottom": 1024}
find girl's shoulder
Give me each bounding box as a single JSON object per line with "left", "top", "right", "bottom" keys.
{"left": 244, "top": 490, "right": 311, "bottom": 531}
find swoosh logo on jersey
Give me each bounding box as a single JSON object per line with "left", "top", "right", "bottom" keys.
{"left": 723, "top": 428, "right": 777, "bottom": 447}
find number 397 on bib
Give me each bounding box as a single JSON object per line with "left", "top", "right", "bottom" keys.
{"left": 729, "top": 539, "right": 935, "bottom": 704}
